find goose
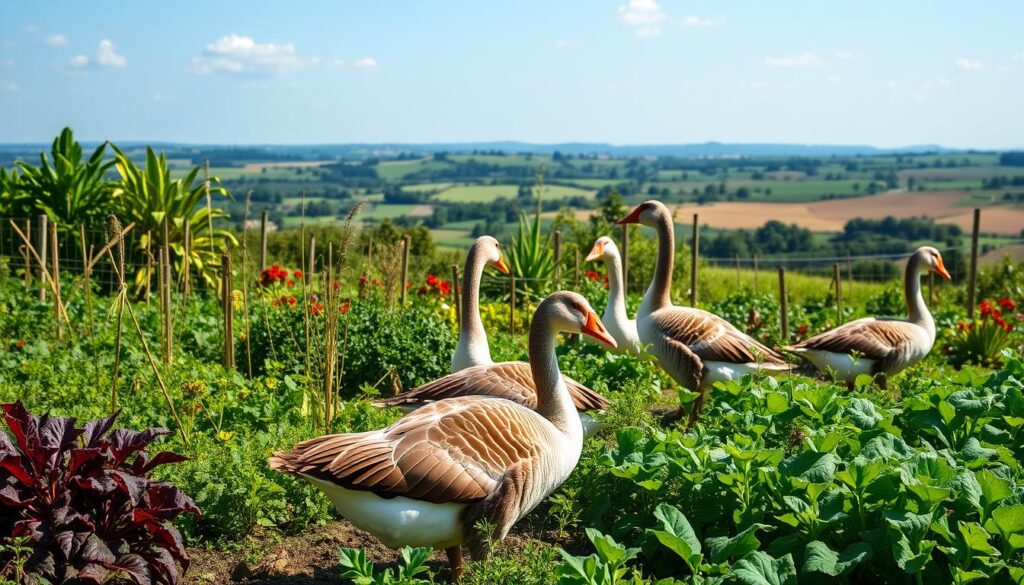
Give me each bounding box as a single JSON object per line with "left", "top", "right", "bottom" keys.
{"left": 375, "top": 236, "right": 610, "bottom": 437}
{"left": 786, "top": 246, "right": 951, "bottom": 391}
{"left": 584, "top": 236, "right": 643, "bottom": 356}
{"left": 270, "top": 291, "right": 616, "bottom": 581}
{"left": 617, "top": 200, "right": 792, "bottom": 427}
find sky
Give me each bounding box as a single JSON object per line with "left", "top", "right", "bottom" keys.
{"left": 1, "top": 1, "right": 1023, "bottom": 149}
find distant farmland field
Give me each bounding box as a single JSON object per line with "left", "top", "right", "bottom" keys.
{"left": 435, "top": 183, "right": 594, "bottom": 203}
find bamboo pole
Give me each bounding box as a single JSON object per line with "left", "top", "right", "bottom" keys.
{"left": 509, "top": 275, "right": 516, "bottom": 336}
{"left": 144, "top": 231, "right": 152, "bottom": 304}
{"left": 400, "top": 234, "right": 410, "bottom": 305}
{"left": 778, "top": 267, "right": 789, "bottom": 343}
{"left": 50, "top": 221, "right": 61, "bottom": 340}
{"left": 690, "top": 213, "right": 699, "bottom": 307}
{"left": 222, "top": 253, "right": 234, "bottom": 369}
{"left": 452, "top": 264, "right": 461, "bottom": 330}
{"left": 833, "top": 262, "right": 843, "bottom": 323}
{"left": 967, "top": 208, "right": 980, "bottom": 319}
{"left": 259, "top": 210, "right": 268, "bottom": 271}
{"left": 37, "top": 214, "right": 48, "bottom": 301}
{"left": 621, "top": 223, "right": 629, "bottom": 295}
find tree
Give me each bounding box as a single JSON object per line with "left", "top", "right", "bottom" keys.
{"left": 17, "top": 127, "right": 115, "bottom": 230}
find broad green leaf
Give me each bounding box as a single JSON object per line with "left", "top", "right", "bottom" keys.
{"left": 650, "top": 504, "right": 702, "bottom": 570}
{"left": 847, "top": 398, "right": 883, "bottom": 429}
{"left": 732, "top": 551, "right": 798, "bottom": 585}
{"left": 976, "top": 469, "right": 1013, "bottom": 515}
{"left": 781, "top": 451, "right": 838, "bottom": 484}
{"left": 706, "top": 523, "right": 773, "bottom": 564}
{"left": 586, "top": 528, "right": 639, "bottom": 566}
{"left": 802, "top": 541, "right": 872, "bottom": 577}
{"left": 986, "top": 504, "right": 1024, "bottom": 552}
{"left": 958, "top": 438, "right": 997, "bottom": 464}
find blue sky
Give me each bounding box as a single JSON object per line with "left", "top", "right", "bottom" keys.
{"left": 1, "top": 1, "right": 1022, "bottom": 148}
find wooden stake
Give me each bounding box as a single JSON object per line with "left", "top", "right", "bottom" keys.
{"left": 50, "top": 221, "right": 61, "bottom": 340}
{"left": 967, "top": 208, "right": 980, "bottom": 319}
{"left": 144, "top": 231, "right": 152, "bottom": 304}
{"left": 259, "top": 210, "right": 269, "bottom": 271}
{"left": 222, "top": 253, "right": 234, "bottom": 369}
{"left": 690, "top": 213, "right": 699, "bottom": 307}
{"left": 621, "top": 224, "right": 629, "bottom": 294}
{"left": 833, "top": 262, "right": 843, "bottom": 323}
{"left": 778, "top": 267, "right": 789, "bottom": 343}
{"left": 452, "top": 263, "right": 461, "bottom": 330}
{"left": 400, "top": 234, "right": 410, "bottom": 305}
{"left": 161, "top": 246, "right": 173, "bottom": 365}
{"left": 307, "top": 234, "right": 317, "bottom": 285}
{"left": 22, "top": 219, "right": 30, "bottom": 287}
{"left": 38, "top": 214, "right": 48, "bottom": 301}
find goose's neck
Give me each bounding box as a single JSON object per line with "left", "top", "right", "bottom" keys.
{"left": 529, "top": 317, "right": 577, "bottom": 437}
{"left": 904, "top": 257, "right": 934, "bottom": 338}
{"left": 639, "top": 215, "right": 674, "bottom": 316}
{"left": 451, "top": 246, "right": 492, "bottom": 371}
{"left": 603, "top": 251, "right": 629, "bottom": 324}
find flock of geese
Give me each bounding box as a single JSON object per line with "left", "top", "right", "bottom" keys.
{"left": 270, "top": 199, "right": 952, "bottom": 580}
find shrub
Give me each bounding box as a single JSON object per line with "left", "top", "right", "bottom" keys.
{"left": 946, "top": 299, "right": 1021, "bottom": 367}
{"left": 0, "top": 402, "right": 198, "bottom": 584}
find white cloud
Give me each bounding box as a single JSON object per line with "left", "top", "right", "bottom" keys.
{"left": 680, "top": 16, "right": 712, "bottom": 28}
{"left": 44, "top": 34, "right": 68, "bottom": 47}
{"left": 954, "top": 58, "right": 985, "bottom": 71}
{"left": 764, "top": 51, "right": 823, "bottom": 68}
{"left": 354, "top": 57, "right": 378, "bottom": 70}
{"left": 190, "top": 34, "right": 305, "bottom": 75}
{"left": 68, "top": 39, "right": 127, "bottom": 70}
{"left": 0, "top": 80, "right": 17, "bottom": 92}
{"left": 618, "top": 0, "right": 666, "bottom": 37}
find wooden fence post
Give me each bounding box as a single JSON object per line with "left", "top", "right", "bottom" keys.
{"left": 621, "top": 224, "right": 629, "bottom": 295}
{"left": 144, "top": 231, "right": 152, "bottom": 304}
{"left": 833, "top": 263, "right": 843, "bottom": 323}
{"left": 400, "top": 234, "right": 411, "bottom": 305}
{"left": 967, "top": 208, "right": 980, "bottom": 319}
{"left": 22, "top": 219, "right": 30, "bottom": 287}
{"left": 50, "top": 221, "right": 61, "bottom": 340}
{"left": 37, "top": 214, "right": 48, "bottom": 301}
{"left": 222, "top": 253, "right": 234, "bottom": 369}
{"left": 690, "top": 213, "right": 699, "bottom": 307}
{"left": 307, "top": 234, "right": 317, "bottom": 285}
{"left": 778, "top": 267, "right": 789, "bottom": 343}
{"left": 553, "top": 229, "right": 561, "bottom": 287}
{"left": 259, "top": 211, "right": 268, "bottom": 272}
{"left": 509, "top": 275, "right": 516, "bottom": 336}
{"left": 452, "top": 264, "right": 461, "bottom": 330}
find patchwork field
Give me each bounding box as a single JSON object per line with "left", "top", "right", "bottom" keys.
{"left": 434, "top": 183, "right": 594, "bottom": 203}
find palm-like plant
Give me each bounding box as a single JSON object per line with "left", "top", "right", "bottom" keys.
{"left": 506, "top": 170, "right": 555, "bottom": 300}
{"left": 112, "top": 146, "right": 236, "bottom": 291}
{"left": 16, "top": 127, "right": 114, "bottom": 229}
{"left": 0, "top": 167, "right": 29, "bottom": 217}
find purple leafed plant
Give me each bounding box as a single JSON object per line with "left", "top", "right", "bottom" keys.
{"left": 0, "top": 401, "right": 199, "bottom": 585}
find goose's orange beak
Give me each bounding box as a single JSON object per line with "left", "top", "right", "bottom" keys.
{"left": 935, "top": 255, "right": 951, "bottom": 280}
{"left": 492, "top": 254, "right": 510, "bottom": 275}
{"left": 585, "top": 241, "right": 605, "bottom": 262}
{"left": 582, "top": 310, "right": 616, "bottom": 348}
{"left": 617, "top": 206, "right": 642, "bottom": 225}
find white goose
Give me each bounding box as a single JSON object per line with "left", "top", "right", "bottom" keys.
{"left": 270, "top": 292, "right": 616, "bottom": 581}
{"left": 787, "top": 246, "right": 951, "bottom": 391}
{"left": 375, "top": 236, "right": 610, "bottom": 436}
{"left": 584, "top": 236, "right": 643, "bottom": 356}
{"left": 618, "top": 200, "right": 792, "bottom": 427}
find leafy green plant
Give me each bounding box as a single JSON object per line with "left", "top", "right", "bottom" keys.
{"left": 16, "top": 127, "right": 115, "bottom": 230}
{"left": 506, "top": 170, "right": 555, "bottom": 300}
{"left": 556, "top": 528, "right": 642, "bottom": 585}
{"left": 946, "top": 299, "right": 1020, "bottom": 368}
{"left": 112, "top": 145, "right": 237, "bottom": 291}
{"left": 338, "top": 546, "right": 433, "bottom": 585}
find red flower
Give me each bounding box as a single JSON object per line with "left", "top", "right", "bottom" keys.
{"left": 957, "top": 321, "right": 968, "bottom": 330}
{"left": 293, "top": 270, "right": 303, "bottom": 279}
{"left": 797, "top": 324, "right": 809, "bottom": 335}
{"left": 332, "top": 281, "right": 340, "bottom": 290}
{"left": 310, "top": 303, "right": 324, "bottom": 316}
{"left": 287, "top": 296, "right": 297, "bottom": 308}
{"left": 999, "top": 298, "right": 1017, "bottom": 311}
{"left": 426, "top": 274, "right": 439, "bottom": 287}
{"left": 438, "top": 280, "right": 452, "bottom": 296}
{"left": 16, "top": 339, "right": 24, "bottom": 349}
{"left": 339, "top": 300, "right": 351, "bottom": 314}
{"left": 585, "top": 270, "right": 600, "bottom": 281}
{"left": 272, "top": 298, "right": 281, "bottom": 308}
{"left": 417, "top": 286, "right": 428, "bottom": 296}
{"left": 359, "top": 276, "right": 368, "bottom": 287}
{"left": 286, "top": 279, "right": 295, "bottom": 288}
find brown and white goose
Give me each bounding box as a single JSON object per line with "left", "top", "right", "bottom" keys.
{"left": 618, "top": 200, "right": 792, "bottom": 427}
{"left": 270, "top": 292, "right": 616, "bottom": 580}
{"left": 585, "top": 236, "right": 643, "bottom": 356}
{"left": 375, "top": 237, "right": 610, "bottom": 437}
{"left": 787, "top": 246, "right": 951, "bottom": 390}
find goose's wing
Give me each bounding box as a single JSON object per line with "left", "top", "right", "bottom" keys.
{"left": 651, "top": 307, "right": 790, "bottom": 367}
{"left": 374, "top": 362, "right": 609, "bottom": 412}
{"left": 269, "top": 398, "right": 548, "bottom": 504}
{"left": 789, "top": 318, "right": 920, "bottom": 362}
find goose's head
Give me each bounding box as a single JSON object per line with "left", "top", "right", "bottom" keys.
{"left": 474, "top": 236, "right": 510, "bottom": 274}
{"left": 914, "top": 246, "right": 952, "bottom": 280}
{"left": 617, "top": 200, "right": 671, "bottom": 227}
{"left": 539, "top": 291, "right": 616, "bottom": 348}
{"left": 585, "top": 236, "right": 619, "bottom": 262}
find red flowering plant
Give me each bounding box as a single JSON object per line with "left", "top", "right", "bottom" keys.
{"left": 946, "top": 298, "right": 1021, "bottom": 367}
{"left": 0, "top": 401, "right": 198, "bottom": 584}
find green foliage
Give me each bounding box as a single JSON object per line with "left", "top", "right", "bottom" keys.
{"left": 338, "top": 546, "right": 433, "bottom": 585}
{"left": 507, "top": 170, "right": 555, "bottom": 300}
{"left": 16, "top": 127, "right": 114, "bottom": 229}
{"left": 112, "top": 145, "right": 237, "bottom": 291}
